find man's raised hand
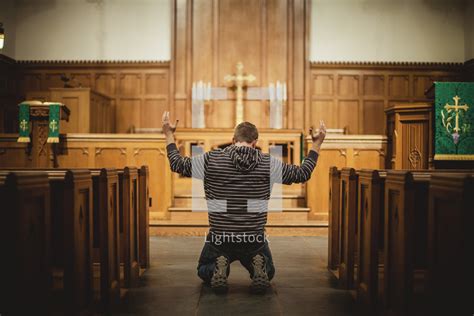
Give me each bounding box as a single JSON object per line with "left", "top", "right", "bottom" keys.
{"left": 309, "top": 120, "right": 326, "bottom": 154}
{"left": 309, "top": 120, "right": 327, "bottom": 146}
{"left": 162, "top": 111, "right": 179, "bottom": 136}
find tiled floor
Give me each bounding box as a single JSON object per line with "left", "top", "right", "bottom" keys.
{"left": 118, "top": 236, "right": 355, "bottom": 316}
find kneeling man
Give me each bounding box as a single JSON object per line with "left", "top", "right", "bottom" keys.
{"left": 162, "top": 112, "right": 326, "bottom": 294}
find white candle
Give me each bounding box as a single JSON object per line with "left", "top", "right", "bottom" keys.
{"left": 283, "top": 83, "right": 287, "bottom": 101}
{"left": 198, "top": 81, "right": 203, "bottom": 101}
{"left": 276, "top": 81, "right": 281, "bottom": 101}
{"left": 206, "top": 82, "right": 211, "bottom": 101}
{"left": 192, "top": 82, "right": 196, "bottom": 101}
{"left": 269, "top": 83, "right": 275, "bottom": 102}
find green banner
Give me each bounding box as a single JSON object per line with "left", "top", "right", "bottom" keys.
{"left": 434, "top": 82, "right": 474, "bottom": 160}
{"left": 47, "top": 103, "right": 61, "bottom": 143}
{"left": 17, "top": 103, "right": 31, "bottom": 143}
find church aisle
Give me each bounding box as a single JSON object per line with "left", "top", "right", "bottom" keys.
{"left": 118, "top": 236, "right": 354, "bottom": 316}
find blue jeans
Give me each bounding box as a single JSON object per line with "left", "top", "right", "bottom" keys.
{"left": 197, "top": 237, "right": 275, "bottom": 284}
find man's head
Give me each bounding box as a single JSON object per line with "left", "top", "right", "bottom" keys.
{"left": 233, "top": 122, "right": 258, "bottom": 147}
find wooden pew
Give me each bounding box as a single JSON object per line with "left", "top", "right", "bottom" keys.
{"left": 138, "top": 165, "right": 150, "bottom": 269}
{"left": 90, "top": 166, "right": 148, "bottom": 307}
{"left": 0, "top": 169, "right": 94, "bottom": 312}
{"left": 51, "top": 170, "right": 94, "bottom": 311}
{"left": 356, "top": 169, "right": 386, "bottom": 312}
{"left": 119, "top": 167, "right": 140, "bottom": 287}
{"left": 383, "top": 170, "right": 474, "bottom": 315}
{"left": 383, "top": 170, "right": 430, "bottom": 315}
{"left": 0, "top": 166, "right": 149, "bottom": 312}
{"left": 328, "top": 167, "right": 341, "bottom": 271}
{"left": 0, "top": 172, "right": 51, "bottom": 314}
{"left": 338, "top": 167, "right": 358, "bottom": 289}
{"left": 351, "top": 169, "right": 473, "bottom": 314}
{"left": 91, "top": 168, "right": 121, "bottom": 309}
{"left": 427, "top": 173, "right": 474, "bottom": 315}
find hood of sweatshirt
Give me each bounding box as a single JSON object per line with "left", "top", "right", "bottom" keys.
{"left": 224, "top": 145, "right": 262, "bottom": 172}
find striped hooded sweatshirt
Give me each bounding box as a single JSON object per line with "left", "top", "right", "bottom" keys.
{"left": 166, "top": 143, "right": 319, "bottom": 236}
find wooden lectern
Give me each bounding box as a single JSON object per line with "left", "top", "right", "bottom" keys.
{"left": 22, "top": 101, "right": 70, "bottom": 168}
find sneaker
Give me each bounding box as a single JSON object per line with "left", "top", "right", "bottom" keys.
{"left": 210, "top": 255, "right": 229, "bottom": 294}
{"left": 250, "top": 254, "right": 270, "bottom": 294}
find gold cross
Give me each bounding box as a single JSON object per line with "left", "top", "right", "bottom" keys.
{"left": 225, "top": 62, "right": 256, "bottom": 125}
{"left": 19, "top": 119, "right": 28, "bottom": 132}
{"left": 49, "top": 119, "right": 58, "bottom": 132}
{"left": 444, "top": 95, "right": 469, "bottom": 133}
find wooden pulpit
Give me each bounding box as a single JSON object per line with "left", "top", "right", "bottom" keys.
{"left": 20, "top": 101, "right": 70, "bottom": 168}
{"left": 385, "top": 103, "right": 433, "bottom": 169}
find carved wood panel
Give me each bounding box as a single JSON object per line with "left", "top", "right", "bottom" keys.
{"left": 401, "top": 121, "right": 429, "bottom": 169}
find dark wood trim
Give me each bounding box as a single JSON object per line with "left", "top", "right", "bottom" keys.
{"left": 310, "top": 61, "right": 465, "bottom": 71}
{"left": 465, "top": 59, "right": 474, "bottom": 81}
{"left": 0, "top": 54, "right": 16, "bottom": 65}
{"left": 16, "top": 60, "right": 170, "bottom": 69}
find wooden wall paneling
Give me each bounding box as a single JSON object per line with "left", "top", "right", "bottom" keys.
{"left": 363, "top": 74, "right": 385, "bottom": 97}
{"left": 95, "top": 73, "right": 117, "bottom": 96}
{"left": 266, "top": 0, "right": 287, "bottom": 101}
{"left": 171, "top": 0, "right": 189, "bottom": 126}
{"left": 173, "top": 0, "right": 310, "bottom": 129}
{"left": 12, "top": 62, "right": 169, "bottom": 133}
{"left": 43, "top": 73, "right": 65, "bottom": 89}
{"left": 310, "top": 63, "right": 465, "bottom": 135}
{"left": 2, "top": 56, "right": 467, "bottom": 135}
{"left": 192, "top": 0, "right": 226, "bottom": 128}
{"left": 363, "top": 100, "right": 385, "bottom": 134}
{"left": 293, "top": 0, "right": 309, "bottom": 130}
{"left": 217, "top": 0, "right": 262, "bottom": 87}
{"left": 119, "top": 73, "right": 141, "bottom": 97}
{"left": 388, "top": 75, "right": 410, "bottom": 98}
{"left": 0, "top": 56, "right": 19, "bottom": 133}
{"left": 338, "top": 100, "right": 360, "bottom": 134}
{"left": 117, "top": 98, "right": 141, "bottom": 133}
{"left": 141, "top": 99, "right": 167, "bottom": 128}
{"left": 19, "top": 73, "right": 42, "bottom": 94}
{"left": 311, "top": 100, "right": 336, "bottom": 130}
{"left": 338, "top": 75, "right": 359, "bottom": 96}
{"left": 192, "top": 0, "right": 213, "bottom": 85}
{"left": 413, "top": 75, "right": 434, "bottom": 98}
{"left": 145, "top": 72, "right": 169, "bottom": 96}
{"left": 312, "top": 73, "right": 334, "bottom": 96}
{"left": 465, "top": 59, "right": 474, "bottom": 81}
{"left": 70, "top": 72, "right": 93, "bottom": 88}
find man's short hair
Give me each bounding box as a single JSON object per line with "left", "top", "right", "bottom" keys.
{"left": 234, "top": 122, "right": 259, "bottom": 143}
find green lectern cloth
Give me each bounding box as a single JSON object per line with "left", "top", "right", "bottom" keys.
{"left": 434, "top": 82, "right": 474, "bottom": 160}
{"left": 46, "top": 103, "right": 61, "bottom": 143}
{"left": 17, "top": 103, "right": 31, "bottom": 143}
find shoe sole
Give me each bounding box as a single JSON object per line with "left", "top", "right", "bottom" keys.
{"left": 251, "top": 255, "right": 270, "bottom": 294}
{"left": 251, "top": 274, "right": 270, "bottom": 294}
{"left": 211, "top": 257, "right": 228, "bottom": 294}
